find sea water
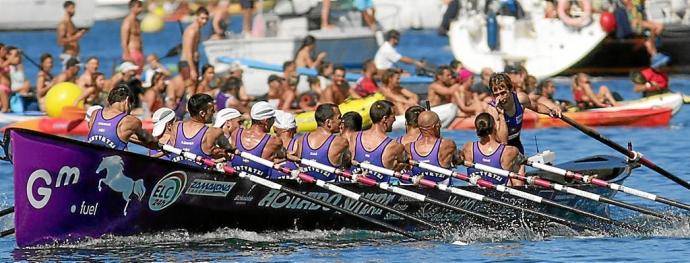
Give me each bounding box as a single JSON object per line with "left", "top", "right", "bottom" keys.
{"left": 1, "top": 20, "right": 690, "bottom": 262}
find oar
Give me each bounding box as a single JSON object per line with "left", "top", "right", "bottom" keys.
{"left": 287, "top": 156, "right": 496, "bottom": 222}
{"left": 0, "top": 207, "right": 14, "bottom": 217}
{"left": 160, "top": 44, "right": 182, "bottom": 60}
{"left": 237, "top": 152, "right": 440, "bottom": 231}
{"left": 357, "top": 162, "right": 598, "bottom": 231}
{"left": 559, "top": 115, "right": 690, "bottom": 190}
{"left": 411, "top": 160, "right": 627, "bottom": 228}
{"left": 527, "top": 160, "right": 690, "bottom": 212}
{"left": 0, "top": 228, "right": 14, "bottom": 237}
{"left": 465, "top": 161, "right": 672, "bottom": 220}
{"left": 158, "top": 144, "right": 418, "bottom": 239}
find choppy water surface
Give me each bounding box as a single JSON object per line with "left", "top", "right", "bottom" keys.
{"left": 1, "top": 20, "right": 690, "bottom": 261}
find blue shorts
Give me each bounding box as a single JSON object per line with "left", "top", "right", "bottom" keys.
{"left": 354, "top": 0, "right": 373, "bottom": 11}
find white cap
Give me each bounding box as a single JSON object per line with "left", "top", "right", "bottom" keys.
{"left": 228, "top": 61, "right": 247, "bottom": 72}
{"left": 118, "top": 61, "right": 139, "bottom": 73}
{"left": 152, "top": 107, "right": 175, "bottom": 137}
{"left": 273, "top": 110, "right": 296, "bottom": 129}
{"left": 250, "top": 101, "right": 276, "bottom": 120}
{"left": 213, "top": 108, "right": 242, "bottom": 128}
{"left": 85, "top": 105, "right": 103, "bottom": 122}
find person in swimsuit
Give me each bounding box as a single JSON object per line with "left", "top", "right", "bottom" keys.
{"left": 181, "top": 7, "right": 209, "bottom": 85}
{"left": 0, "top": 44, "right": 10, "bottom": 112}
{"left": 350, "top": 100, "right": 406, "bottom": 182}
{"left": 571, "top": 73, "right": 618, "bottom": 109}
{"left": 461, "top": 112, "right": 523, "bottom": 186}
{"left": 76, "top": 72, "right": 106, "bottom": 107}
{"left": 141, "top": 71, "right": 167, "bottom": 117}
{"left": 320, "top": 66, "right": 349, "bottom": 105}
{"left": 211, "top": 0, "right": 230, "bottom": 40}
{"left": 6, "top": 47, "right": 31, "bottom": 95}
{"left": 77, "top": 57, "right": 99, "bottom": 90}
{"left": 167, "top": 93, "right": 234, "bottom": 167}
{"left": 121, "top": 0, "right": 144, "bottom": 72}
{"left": 405, "top": 111, "right": 460, "bottom": 185}
{"left": 196, "top": 64, "right": 215, "bottom": 95}
{"left": 294, "top": 35, "right": 327, "bottom": 69}
{"left": 379, "top": 69, "right": 418, "bottom": 115}
{"left": 57, "top": 1, "right": 87, "bottom": 70}
{"left": 292, "top": 103, "right": 351, "bottom": 181}
{"left": 36, "top": 53, "right": 54, "bottom": 111}
{"left": 229, "top": 101, "right": 284, "bottom": 178}
{"left": 397, "top": 105, "right": 425, "bottom": 146}
{"left": 86, "top": 84, "right": 156, "bottom": 150}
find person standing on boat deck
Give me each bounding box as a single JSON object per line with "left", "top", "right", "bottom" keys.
{"left": 631, "top": 66, "right": 670, "bottom": 97}
{"left": 77, "top": 57, "right": 99, "bottom": 90}
{"left": 230, "top": 102, "right": 284, "bottom": 178}
{"left": 340, "top": 111, "right": 363, "bottom": 148}
{"left": 36, "top": 53, "right": 54, "bottom": 111}
{"left": 181, "top": 7, "right": 209, "bottom": 89}
{"left": 168, "top": 93, "right": 234, "bottom": 166}
{"left": 321, "top": 0, "right": 334, "bottom": 29}
{"left": 353, "top": 59, "right": 379, "bottom": 98}
{"left": 292, "top": 103, "right": 351, "bottom": 181}
{"left": 57, "top": 1, "right": 87, "bottom": 70}
{"left": 320, "top": 66, "right": 349, "bottom": 105}
{"left": 211, "top": 0, "right": 230, "bottom": 40}
{"left": 374, "top": 30, "right": 425, "bottom": 73}
{"left": 295, "top": 35, "right": 327, "bottom": 69}
{"left": 121, "top": 0, "right": 145, "bottom": 72}
{"left": 354, "top": 0, "right": 378, "bottom": 31}
{"left": 405, "top": 111, "right": 460, "bottom": 185}
{"left": 214, "top": 107, "right": 243, "bottom": 140}
{"left": 150, "top": 107, "right": 176, "bottom": 159}
{"left": 351, "top": 101, "right": 406, "bottom": 182}
{"left": 86, "top": 84, "right": 156, "bottom": 150}
{"left": 268, "top": 110, "right": 299, "bottom": 179}
{"left": 487, "top": 73, "right": 561, "bottom": 154}
{"left": 240, "top": 0, "right": 255, "bottom": 35}
{"left": 461, "top": 112, "right": 524, "bottom": 186}
{"left": 397, "top": 105, "right": 425, "bottom": 146}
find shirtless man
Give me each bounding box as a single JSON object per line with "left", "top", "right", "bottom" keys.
{"left": 57, "top": 1, "right": 87, "bottom": 69}
{"left": 77, "top": 57, "right": 99, "bottom": 89}
{"left": 461, "top": 112, "right": 523, "bottom": 186}
{"left": 427, "top": 66, "right": 458, "bottom": 107}
{"left": 379, "top": 68, "right": 418, "bottom": 114}
{"left": 320, "top": 66, "right": 349, "bottom": 105}
{"left": 229, "top": 101, "right": 284, "bottom": 178}
{"left": 53, "top": 58, "right": 81, "bottom": 84}
{"left": 181, "top": 7, "right": 209, "bottom": 84}
{"left": 405, "top": 111, "right": 460, "bottom": 185}
{"left": 211, "top": 0, "right": 230, "bottom": 40}
{"left": 351, "top": 100, "right": 406, "bottom": 182}
{"left": 121, "top": 0, "right": 145, "bottom": 71}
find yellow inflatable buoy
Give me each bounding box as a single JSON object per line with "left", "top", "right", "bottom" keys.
{"left": 141, "top": 13, "right": 165, "bottom": 33}
{"left": 45, "top": 82, "right": 83, "bottom": 118}
{"left": 295, "top": 93, "right": 385, "bottom": 132}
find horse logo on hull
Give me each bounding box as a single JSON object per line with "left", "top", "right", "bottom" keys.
{"left": 96, "top": 155, "right": 146, "bottom": 216}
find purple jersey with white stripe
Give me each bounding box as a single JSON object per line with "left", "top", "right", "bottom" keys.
{"left": 171, "top": 122, "right": 213, "bottom": 167}
{"left": 300, "top": 133, "right": 338, "bottom": 181}
{"left": 467, "top": 142, "right": 507, "bottom": 184}
{"left": 268, "top": 137, "right": 299, "bottom": 179}
{"left": 408, "top": 139, "right": 448, "bottom": 183}
{"left": 230, "top": 128, "right": 272, "bottom": 178}
{"left": 87, "top": 109, "right": 128, "bottom": 150}
{"left": 353, "top": 131, "right": 393, "bottom": 182}
{"left": 490, "top": 92, "right": 524, "bottom": 153}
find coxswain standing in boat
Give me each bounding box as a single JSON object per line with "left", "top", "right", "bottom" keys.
{"left": 406, "top": 111, "right": 460, "bottom": 185}
{"left": 181, "top": 7, "right": 209, "bottom": 93}
{"left": 292, "top": 103, "right": 351, "bottom": 181}
{"left": 168, "top": 93, "right": 234, "bottom": 166}
{"left": 86, "top": 84, "right": 156, "bottom": 150}
{"left": 121, "top": 0, "right": 145, "bottom": 72}
{"left": 57, "top": 1, "right": 87, "bottom": 70}
{"left": 461, "top": 112, "right": 524, "bottom": 186}
{"left": 229, "top": 102, "right": 284, "bottom": 178}
{"left": 487, "top": 72, "right": 561, "bottom": 154}
{"left": 150, "top": 107, "right": 176, "bottom": 159}
{"left": 397, "top": 105, "right": 425, "bottom": 146}
{"left": 351, "top": 101, "right": 406, "bottom": 182}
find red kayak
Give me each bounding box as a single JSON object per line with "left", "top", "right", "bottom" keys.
{"left": 0, "top": 117, "right": 153, "bottom": 136}
{"left": 448, "top": 108, "right": 672, "bottom": 130}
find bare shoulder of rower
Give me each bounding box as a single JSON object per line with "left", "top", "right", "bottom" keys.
{"left": 265, "top": 135, "right": 285, "bottom": 160}
{"left": 501, "top": 145, "right": 523, "bottom": 172}
{"left": 460, "top": 141, "right": 473, "bottom": 161}
{"left": 330, "top": 136, "right": 350, "bottom": 165}
{"left": 120, "top": 115, "right": 144, "bottom": 139}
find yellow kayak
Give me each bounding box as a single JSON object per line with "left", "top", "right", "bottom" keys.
{"left": 296, "top": 93, "right": 385, "bottom": 132}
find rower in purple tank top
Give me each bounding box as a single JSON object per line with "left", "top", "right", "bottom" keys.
{"left": 295, "top": 104, "right": 350, "bottom": 182}
{"left": 397, "top": 105, "right": 425, "bottom": 146}
{"left": 406, "top": 111, "right": 459, "bottom": 185}
{"left": 149, "top": 107, "right": 176, "bottom": 160}
{"left": 350, "top": 101, "right": 405, "bottom": 183}
{"left": 268, "top": 110, "right": 299, "bottom": 179}
{"left": 86, "top": 84, "right": 156, "bottom": 151}
{"left": 167, "top": 93, "right": 235, "bottom": 167}
{"left": 229, "top": 102, "right": 283, "bottom": 177}
{"left": 461, "top": 112, "right": 524, "bottom": 186}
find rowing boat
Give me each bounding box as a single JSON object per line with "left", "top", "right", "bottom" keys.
{"left": 0, "top": 111, "right": 46, "bottom": 127}
{"left": 449, "top": 108, "right": 673, "bottom": 130}
{"left": 0, "top": 118, "right": 154, "bottom": 136}
{"left": 4, "top": 128, "right": 633, "bottom": 247}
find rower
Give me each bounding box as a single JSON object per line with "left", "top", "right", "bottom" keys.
{"left": 487, "top": 72, "right": 561, "bottom": 154}
{"left": 406, "top": 111, "right": 459, "bottom": 185}
{"left": 229, "top": 101, "right": 284, "bottom": 178}
{"left": 86, "top": 84, "right": 156, "bottom": 150}
{"left": 213, "top": 108, "right": 243, "bottom": 139}
{"left": 268, "top": 110, "right": 299, "bottom": 179}
{"left": 397, "top": 105, "right": 425, "bottom": 146}
{"left": 168, "top": 93, "right": 233, "bottom": 166}
{"left": 150, "top": 107, "right": 176, "bottom": 159}
{"left": 340, "top": 111, "right": 363, "bottom": 147}
{"left": 293, "top": 103, "right": 350, "bottom": 181}
{"left": 351, "top": 100, "right": 405, "bottom": 182}
{"left": 460, "top": 113, "right": 523, "bottom": 186}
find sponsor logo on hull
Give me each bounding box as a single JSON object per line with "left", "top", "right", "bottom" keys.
{"left": 96, "top": 156, "right": 146, "bottom": 216}
{"left": 185, "top": 179, "right": 235, "bottom": 197}
{"left": 149, "top": 171, "right": 187, "bottom": 211}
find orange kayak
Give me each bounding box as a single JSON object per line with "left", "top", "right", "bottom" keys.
{"left": 1, "top": 117, "right": 153, "bottom": 136}
{"left": 448, "top": 108, "right": 672, "bottom": 130}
